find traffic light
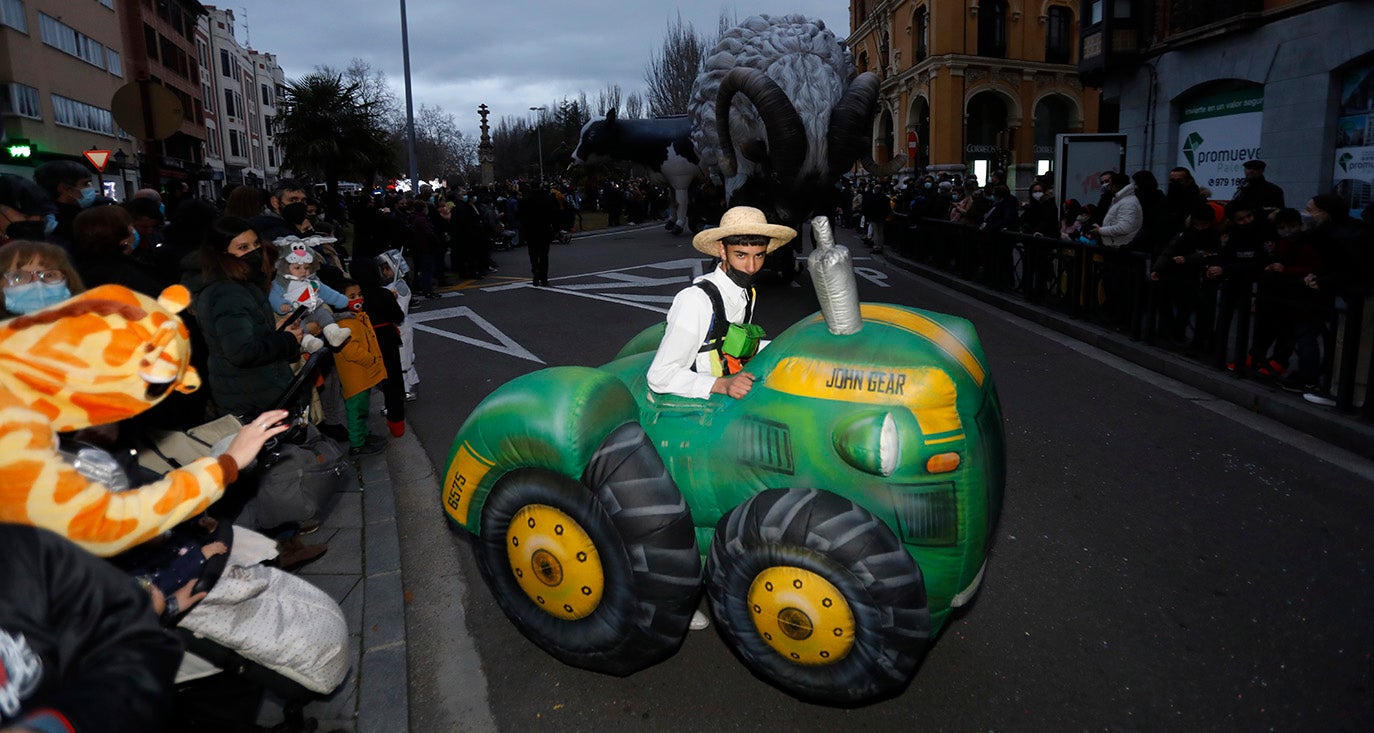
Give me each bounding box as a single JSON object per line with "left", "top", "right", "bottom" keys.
{"left": 3, "top": 138, "right": 33, "bottom": 160}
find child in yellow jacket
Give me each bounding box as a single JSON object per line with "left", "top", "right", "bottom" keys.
{"left": 334, "top": 280, "right": 388, "bottom": 456}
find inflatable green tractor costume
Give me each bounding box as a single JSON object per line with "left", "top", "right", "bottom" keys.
{"left": 441, "top": 217, "right": 1006, "bottom": 704}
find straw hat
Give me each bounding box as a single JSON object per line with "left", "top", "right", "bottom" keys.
{"left": 691, "top": 206, "right": 797, "bottom": 256}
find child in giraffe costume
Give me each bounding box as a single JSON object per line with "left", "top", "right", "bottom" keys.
{"left": 0, "top": 283, "right": 289, "bottom": 557}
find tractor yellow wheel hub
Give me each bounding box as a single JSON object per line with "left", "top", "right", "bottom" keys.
{"left": 747, "top": 566, "right": 855, "bottom": 665}
{"left": 506, "top": 504, "right": 604, "bottom": 620}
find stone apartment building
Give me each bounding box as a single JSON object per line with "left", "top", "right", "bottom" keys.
{"left": 847, "top": 0, "right": 1102, "bottom": 189}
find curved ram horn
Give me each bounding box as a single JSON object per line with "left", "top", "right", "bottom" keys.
{"left": 714, "top": 67, "right": 807, "bottom": 183}
{"left": 827, "top": 72, "right": 906, "bottom": 178}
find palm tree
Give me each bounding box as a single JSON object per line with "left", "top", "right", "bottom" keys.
{"left": 275, "top": 72, "right": 396, "bottom": 192}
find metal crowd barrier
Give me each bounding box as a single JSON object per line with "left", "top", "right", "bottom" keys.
{"left": 892, "top": 218, "right": 1372, "bottom": 419}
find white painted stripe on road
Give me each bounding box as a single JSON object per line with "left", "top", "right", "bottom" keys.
{"left": 409, "top": 306, "right": 544, "bottom": 364}
{"left": 537, "top": 288, "right": 671, "bottom": 314}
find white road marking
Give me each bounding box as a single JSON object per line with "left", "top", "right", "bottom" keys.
{"left": 854, "top": 267, "right": 890, "bottom": 287}
{"left": 409, "top": 306, "right": 544, "bottom": 364}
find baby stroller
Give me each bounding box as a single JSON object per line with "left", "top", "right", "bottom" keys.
{"left": 114, "top": 351, "right": 352, "bottom": 731}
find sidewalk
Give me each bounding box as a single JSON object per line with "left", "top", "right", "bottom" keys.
{"left": 879, "top": 246, "right": 1374, "bottom": 463}
{"left": 256, "top": 399, "right": 410, "bottom": 732}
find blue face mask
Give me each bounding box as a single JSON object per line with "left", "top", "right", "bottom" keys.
{"left": 130, "top": 229, "right": 141, "bottom": 250}
{"left": 43, "top": 214, "right": 58, "bottom": 236}
{"left": 78, "top": 186, "right": 98, "bottom": 208}
{"left": 4, "top": 281, "right": 72, "bottom": 314}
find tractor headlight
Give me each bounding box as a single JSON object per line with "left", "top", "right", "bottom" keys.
{"left": 833, "top": 411, "right": 900, "bottom": 477}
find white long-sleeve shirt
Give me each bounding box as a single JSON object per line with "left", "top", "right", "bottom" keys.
{"left": 647, "top": 267, "right": 755, "bottom": 399}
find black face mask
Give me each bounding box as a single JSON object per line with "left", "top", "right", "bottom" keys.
{"left": 4, "top": 220, "right": 47, "bottom": 241}
{"left": 281, "top": 202, "right": 309, "bottom": 225}
{"left": 236, "top": 247, "right": 267, "bottom": 275}
{"left": 724, "top": 265, "right": 757, "bottom": 289}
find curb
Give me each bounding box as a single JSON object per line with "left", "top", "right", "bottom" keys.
{"left": 883, "top": 250, "right": 1374, "bottom": 462}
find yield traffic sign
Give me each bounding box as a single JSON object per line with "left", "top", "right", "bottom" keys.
{"left": 84, "top": 149, "right": 111, "bottom": 172}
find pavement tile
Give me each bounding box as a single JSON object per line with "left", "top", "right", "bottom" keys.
{"left": 358, "top": 643, "right": 409, "bottom": 733}
{"left": 327, "top": 491, "right": 364, "bottom": 528}
{"left": 296, "top": 526, "right": 361, "bottom": 577}
{"left": 307, "top": 574, "right": 364, "bottom": 632}
{"left": 365, "top": 518, "right": 401, "bottom": 574}
{"left": 363, "top": 475, "right": 396, "bottom": 522}
{"left": 364, "top": 570, "right": 406, "bottom": 650}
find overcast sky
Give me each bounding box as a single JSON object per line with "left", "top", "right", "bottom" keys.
{"left": 237, "top": 1, "right": 850, "bottom": 139}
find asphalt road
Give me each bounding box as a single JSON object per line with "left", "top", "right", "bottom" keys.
{"left": 392, "top": 224, "right": 1374, "bottom": 731}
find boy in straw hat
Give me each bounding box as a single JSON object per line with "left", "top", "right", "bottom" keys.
{"left": 647, "top": 206, "right": 796, "bottom": 402}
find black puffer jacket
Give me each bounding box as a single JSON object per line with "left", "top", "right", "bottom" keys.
{"left": 195, "top": 278, "right": 300, "bottom": 417}
{"left": 0, "top": 523, "right": 181, "bottom": 731}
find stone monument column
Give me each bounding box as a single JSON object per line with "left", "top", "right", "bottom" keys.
{"left": 478, "top": 104, "right": 495, "bottom": 186}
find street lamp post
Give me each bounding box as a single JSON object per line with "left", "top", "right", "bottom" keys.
{"left": 529, "top": 106, "right": 545, "bottom": 183}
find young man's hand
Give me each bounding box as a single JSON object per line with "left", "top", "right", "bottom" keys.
{"left": 713, "top": 372, "right": 756, "bottom": 399}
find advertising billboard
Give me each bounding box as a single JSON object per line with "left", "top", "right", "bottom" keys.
{"left": 1176, "top": 87, "right": 1264, "bottom": 200}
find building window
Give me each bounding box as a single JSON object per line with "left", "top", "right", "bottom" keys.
{"left": 98, "top": 0, "right": 113, "bottom": 8}
{"left": 1046, "top": 6, "right": 1072, "bottom": 64}
{"left": 978, "top": 1, "right": 1008, "bottom": 59}
{"left": 220, "top": 48, "right": 231, "bottom": 77}
{"left": 223, "top": 88, "right": 238, "bottom": 119}
{"left": 202, "top": 82, "right": 213, "bottom": 113}
{"left": 915, "top": 6, "right": 929, "bottom": 61}
{"left": 107, "top": 49, "right": 122, "bottom": 77}
{"left": 52, "top": 93, "right": 115, "bottom": 135}
{"left": 268, "top": 145, "right": 276, "bottom": 168}
{"left": 229, "top": 129, "right": 242, "bottom": 158}
{"left": 260, "top": 82, "right": 272, "bottom": 107}
{"left": 1089, "top": 0, "right": 1103, "bottom": 24}
{"left": 0, "top": 0, "right": 26, "bottom": 33}
{"left": 144, "top": 23, "right": 158, "bottom": 62}
{"left": 1, "top": 82, "right": 41, "bottom": 119}
{"left": 39, "top": 13, "right": 108, "bottom": 69}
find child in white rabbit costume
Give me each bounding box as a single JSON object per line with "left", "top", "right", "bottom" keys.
{"left": 269, "top": 238, "right": 351, "bottom": 352}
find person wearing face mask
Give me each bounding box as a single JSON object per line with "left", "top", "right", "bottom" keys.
{"left": 0, "top": 240, "right": 84, "bottom": 317}
{"left": 193, "top": 217, "right": 305, "bottom": 419}
{"left": 247, "top": 179, "right": 314, "bottom": 243}
{"left": 33, "top": 161, "right": 98, "bottom": 252}
{"left": 1019, "top": 182, "right": 1059, "bottom": 238}
{"left": 71, "top": 204, "right": 162, "bottom": 297}
{"left": 0, "top": 173, "right": 55, "bottom": 246}
{"left": 648, "top": 207, "right": 796, "bottom": 407}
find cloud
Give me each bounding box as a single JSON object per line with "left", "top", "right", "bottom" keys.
{"left": 240, "top": 1, "right": 849, "bottom": 138}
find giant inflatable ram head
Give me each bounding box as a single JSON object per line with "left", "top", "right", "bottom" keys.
{"left": 688, "top": 14, "right": 902, "bottom": 227}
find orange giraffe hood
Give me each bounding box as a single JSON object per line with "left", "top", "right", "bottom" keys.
{"left": 0, "top": 284, "right": 200, "bottom": 431}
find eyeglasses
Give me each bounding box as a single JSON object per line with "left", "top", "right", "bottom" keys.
{"left": 3, "top": 269, "right": 67, "bottom": 286}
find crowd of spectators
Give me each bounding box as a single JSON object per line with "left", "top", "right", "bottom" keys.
{"left": 2, "top": 162, "right": 563, "bottom": 727}
{"left": 851, "top": 160, "right": 1373, "bottom": 409}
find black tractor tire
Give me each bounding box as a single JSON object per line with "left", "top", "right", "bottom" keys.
{"left": 706, "top": 488, "right": 929, "bottom": 703}
{"left": 474, "top": 423, "right": 699, "bottom": 676}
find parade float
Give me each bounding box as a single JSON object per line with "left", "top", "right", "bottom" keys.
{"left": 440, "top": 216, "right": 1006, "bottom": 703}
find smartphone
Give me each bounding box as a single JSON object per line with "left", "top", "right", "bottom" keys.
{"left": 278, "top": 305, "right": 308, "bottom": 331}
